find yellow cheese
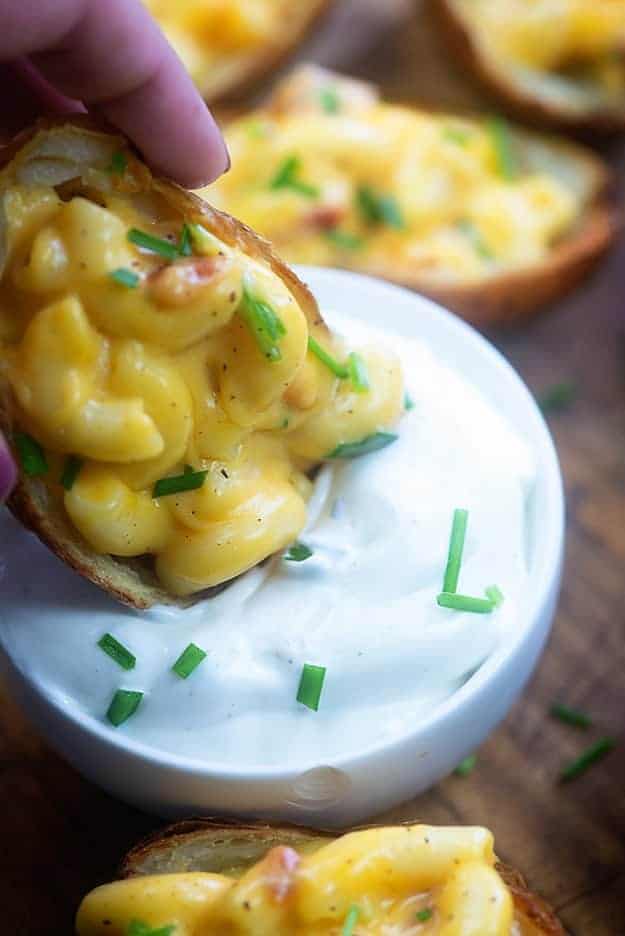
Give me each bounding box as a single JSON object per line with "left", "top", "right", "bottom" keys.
{"left": 76, "top": 824, "right": 519, "bottom": 935}
{"left": 0, "top": 167, "right": 402, "bottom": 596}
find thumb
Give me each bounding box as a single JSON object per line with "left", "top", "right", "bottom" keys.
{"left": 0, "top": 432, "right": 16, "bottom": 501}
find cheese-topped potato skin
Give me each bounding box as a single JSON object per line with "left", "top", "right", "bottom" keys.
{"left": 75, "top": 818, "right": 566, "bottom": 936}
{"left": 142, "top": 0, "right": 332, "bottom": 102}
{"left": 206, "top": 66, "right": 614, "bottom": 326}
{"left": 435, "top": 0, "right": 625, "bottom": 132}
{"left": 0, "top": 118, "right": 403, "bottom": 608}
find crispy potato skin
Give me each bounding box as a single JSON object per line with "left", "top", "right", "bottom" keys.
{"left": 433, "top": 0, "right": 625, "bottom": 133}
{"left": 119, "top": 817, "right": 565, "bottom": 935}
{"left": 0, "top": 117, "right": 325, "bottom": 610}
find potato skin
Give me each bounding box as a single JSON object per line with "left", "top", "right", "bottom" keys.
{"left": 119, "top": 817, "right": 565, "bottom": 935}
{"left": 0, "top": 117, "right": 325, "bottom": 609}
{"left": 433, "top": 0, "right": 625, "bottom": 133}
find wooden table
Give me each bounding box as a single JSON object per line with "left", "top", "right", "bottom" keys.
{"left": 2, "top": 4, "right": 625, "bottom": 934}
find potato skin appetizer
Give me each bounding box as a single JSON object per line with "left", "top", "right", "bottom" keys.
{"left": 435, "top": 0, "right": 625, "bottom": 132}
{"left": 206, "top": 67, "right": 615, "bottom": 326}
{"left": 0, "top": 118, "right": 402, "bottom": 608}
{"left": 74, "top": 817, "right": 566, "bottom": 935}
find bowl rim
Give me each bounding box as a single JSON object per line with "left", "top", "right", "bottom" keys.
{"left": 1, "top": 267, "right": 565, "bottom": 781}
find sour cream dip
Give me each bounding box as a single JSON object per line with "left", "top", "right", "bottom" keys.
{"left": 0, "top": 311, "right": 534, "bottom": 770}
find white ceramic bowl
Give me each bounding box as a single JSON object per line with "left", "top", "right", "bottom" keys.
{"left": 0, "top": 268, "right": 564, "bottom": 827}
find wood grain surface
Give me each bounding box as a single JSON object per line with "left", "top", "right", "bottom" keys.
{"left": 2, "top": 3, "right": 625, "bottom": 934}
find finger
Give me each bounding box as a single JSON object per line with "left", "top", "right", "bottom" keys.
{"left": 0, "top": 433, "right": 16, "bottom": 502}
{"left": 0, "top": 0, "right": 229, "bottom": 188}
{"left": 0, "top": 59, "right": 85, "bottom": 143}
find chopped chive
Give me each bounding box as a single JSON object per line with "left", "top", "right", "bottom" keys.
{"left": 178, "top": 223, "right": 193, "bottom": 257}
{"left": 437, "top": 592, "right": 494, "bottom": 614}
{"left": 60, "top": 455, "right": 83, "bottom": 491}
{"left": 328, "top": 432, "right": 399, "bottom": 459}
{"left": 188, "top": 223, "right": 227, "bottom": 257}
{"left": 109, "top": 267, "right": 140, "bottom": 289}
{"left": 14, "top": 432, "right": 47, "bottom": 477}
{"left": 560, "top": 737, "right": 615, "bottom": 783}
{"left": 108, "top": 151, "right": 127, "bottom": 175}
{"left": 442, "top": 508, "right": 469, "bottom": 594}
{"left": 270, "top": 155, "right": 319, "bottom": 198}
{"left": 356, "top": 185, "right": 404, "bottom": 230}
{"left": 153, "top": 469, "right": 208, "bottom": 498}
{"left": 98, "top": 633, "right": 136, "bottom": 671}
{"left": 172, "top": 642, "right": 207, "bottom": 679}
{"left": 486, "top": 116, "right": 519, "bottom": 181}
{"left": 308, "top": 336, "right": 349, "bottom": 379}
{"left": 454, "top": 754, "right": 477, "bottom": 777}
{"left": 244, "top": 118, "right": 269, "bottom": 139}
{"left": 550, "top": 702, "right": 592, "bottom": 729}
{"left": 106, "top": 689, "right": 143, "bottom": 727}
{"left": 404, "top": 392, "right": 415, "bottom": 411}
{"left": 240, "top": 278, "right": 287, "bottom": 362}
{"left": 320, "top": 87, "right": 341, "bottom": 114}
{"left": 538, "top": 381, "right": 577, "bottom": 413}
{"left": 442, "top": 126, "right": 471, "bottom": 146}
{"left": 485, "top": 584, "right": 504, "bottom": 607}
{"left": 416, "top": 907, "right": 434, "bottom": 923}
{"left": 285, "top": 542, "right": 313, "bottom": 562}
{"left": 342, "top": 905, "right": 360, "bottom": 936}
{"left": 347, "top": 352, "right": 370, "bottom": 393}
{"left": 297, "top": 663, "right": 326, "bottom": 711}
{"left": 457, "top": 219, "right": 493, "bottom": 260}
{"left": 128, "top": 228, "right": 179, "bottom": 261}
{"left": 324, "top": 229, "right": 364, "bottom": 250}
{"left": 128, "top": 921, "right": 176, "bottom": 936}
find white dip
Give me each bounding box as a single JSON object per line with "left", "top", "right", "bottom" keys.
{"left": 0, "top": 312, "right": 535, "bottom": 769}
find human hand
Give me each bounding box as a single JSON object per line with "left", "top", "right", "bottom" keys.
{"left": 0, "top": 0, "right": 230, "bottom": 501}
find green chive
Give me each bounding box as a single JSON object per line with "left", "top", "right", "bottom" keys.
{"left": 128, "top": 228, "right": 179, "bottom": 261}
{"left": 347, "top": 352, "right": 370, "bottom": 393}
{"left": 442, "top": 508, "right": 469, "bottom": 594}
{"left": 178, "top": 223, "right": 193, "bottom": 257}
{"left": 98, "top": 633, "right": 136, "bottom": 671}
{"left": 285, "top": 542, "right": 313, "bottom": 562}
{"left": 442, "top": 126, "right": 471, "bottom": 146}
{"left": 342, "top": 905, "right": 360, "bottom": 936}
{"left": 172, "top": 642, "right": 207, "bottom": 679}
{"left": 538, "top": 381, "right": 577, "bottom": 413}
{"left": 485, "top": 585, "right": 504, "bottom": 607}
{"left": 404, "top": 393, "right": 415, "bottom": 411}
{"left": 240, "top": 280, "right": 287, "bottom": 362}
{"left": 128, "top": 921, "right": 176, "bottom": 936}
{"left": 356, "top": 186, "right": 404, "bottom": 229}
{"left": 297, "top": 663, "right": 326, "bottom": 711}
{"left": 60, "top": 454, "right": 83, "bottom": 491}
{"left": 270, "top": 155, "right": 319, "bottom": 198}
{"left": 244, "top": 118, "right": 269, "bottom": 139}
{"left": 14, "top": 432, "right": 47, "bottom": 477}
{"left": 308, "top": 336, "right": 349, "bottom": 378}
{"left": 455, "top": 754, "right": 477, "bottom": 777}
{"left": 457, "top": 220, "right": 493, "bottom": 260}
{"left": 486, "top": 116, "right": 519, "bottom": 181}
{"left": 153, "top": 469, "right": 208, "bottom": 498}
{"left": 416, "top": 907, "right": 434, "bottom": 923}
{"left": 108, "top": 151, "right": 127, "bottom": 175}
{"left": 109, "top": 268, "right": 140, "bottom": 289}
{"left": 437, "top": 593, "right": 494, "bottom": 614}
{"left": 324, "top": 229, "right": 364, "bottom": 250}
{"left": 328, "top": 432, "right": 399, "bottom": 459}
{"left": 550, "top": 702, "right": 592, "bottom": 729}
{"left": 106, "top": 690, "right": 143, "bottom": 727}
{"left": 560, "top": 737, "right": 615, "bottom": 783}
{"left": 320, "top": 87, "right": 341, "bottom": 114}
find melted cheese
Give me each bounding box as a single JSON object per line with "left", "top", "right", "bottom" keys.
{"left": 0, "top": 152, "right": 402, "bottom": 597}
{"left": 205, "top": 71, "right": 580, "bottom": 285}
{"left": 459, "top": 0, "right": 625, "bottom": 93}
{"left": 76, "top": 825, "right": 524, "bottom": 935}
{"left": 142, "top": 0, "right": 279, "bottom": 88}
